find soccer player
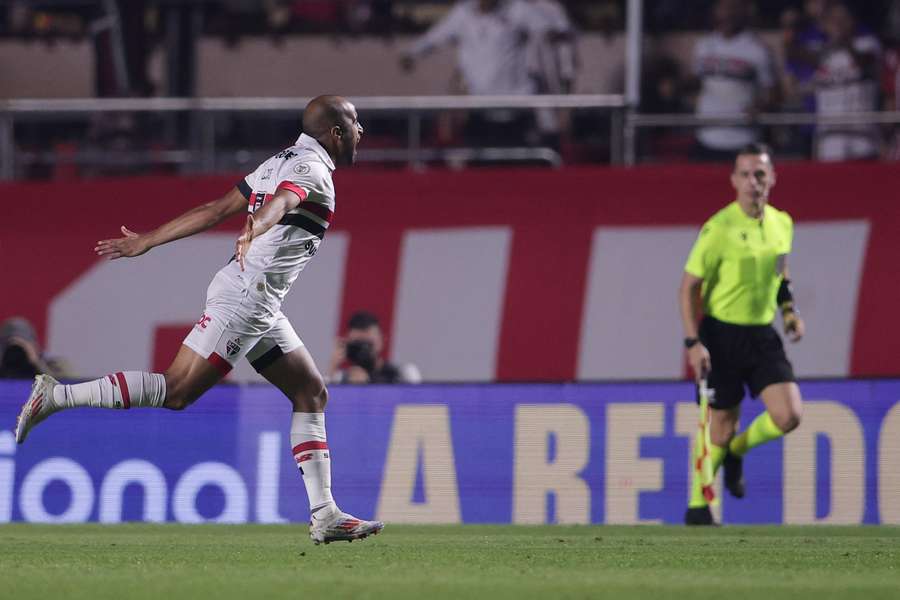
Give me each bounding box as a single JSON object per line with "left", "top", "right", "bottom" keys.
{"left": 680, "top": 143, "right": 805, "bottom": 526}
{"left": 14, "top": 95, "right": 384, "bottom": 544}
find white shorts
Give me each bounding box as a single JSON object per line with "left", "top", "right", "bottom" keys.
{"left": 182, "top": 271, "right": 303, "bottom": 375}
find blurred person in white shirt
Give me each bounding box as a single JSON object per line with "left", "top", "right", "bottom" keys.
{"left": 691, "top": 0, "right": 778, "bottom": 161}
{"left": 401, "top": 0, "right": 539, "bottom": 146}
{"left": 813, "top": 2, "right": 882, "bottom": 161}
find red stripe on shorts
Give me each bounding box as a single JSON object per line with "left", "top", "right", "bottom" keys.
{"left": 207, "top": 352, "right": 233, "bottom": 376}
{"left": 114, "top": 372, "right": 131, "bottom": 409}
{"left": 292, "top": 441, "right": 328, "bottom": 455}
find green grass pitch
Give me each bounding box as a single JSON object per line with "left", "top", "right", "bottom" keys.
{"left": 1, "top": 525, "right": 898, "bottom": 599}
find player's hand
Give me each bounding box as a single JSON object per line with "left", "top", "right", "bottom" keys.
{"left": 95, "top": 226, "right": 149, "bottom": 260}
{"left": 235, "top": 215, "right": 255, "bottom": 271}
{"left": 784, "top": 311, "right": 805, "bottom": 343}
{"left": 688, "top": 343, "right": 711, "bottom": 381}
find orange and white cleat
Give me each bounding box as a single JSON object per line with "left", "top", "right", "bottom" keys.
{"left": 15, "top": 374, "right": 60, "bottom": 444}
{"left": 309, "top": 507, "right": 384, "bottom": 545}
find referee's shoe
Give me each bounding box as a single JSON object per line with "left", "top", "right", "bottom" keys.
{"left": 684, "top": 506, "right": 717, "bottom": 526}
{"left": 723, "top": 452, "right": 745, "bottom": 498}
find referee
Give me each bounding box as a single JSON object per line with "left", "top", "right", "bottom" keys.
{"left": 680, "top": 143, "right": 805, "bottom": 526}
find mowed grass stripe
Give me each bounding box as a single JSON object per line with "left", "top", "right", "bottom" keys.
{"left": 0, "top": 525, "right": 897, "bottom": 600}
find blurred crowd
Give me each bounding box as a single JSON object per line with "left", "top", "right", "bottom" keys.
{"left": 641, "top": 0, "right": 900, "bottom": 162}
{"left": 3, "top": 0, "right": 900, "bottom": 168}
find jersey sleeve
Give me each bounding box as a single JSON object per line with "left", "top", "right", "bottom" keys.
{"left": 407, "top": 4, "right": 464, "bottom": 57}
{"left": 276, "top": 156, "right": 327, "bottom": 202}
{"left": 780, "top": 211, "right": 794, "bottom": 255}
{"left": 237, "top": 167, "right": 261, "bottom": 200}
{"left": 684, "top": 221, "right": 720, "bottom": 279}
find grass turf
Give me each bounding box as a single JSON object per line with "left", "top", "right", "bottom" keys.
{"left": 0, "top": 525, "right": 898, "bottom": 599}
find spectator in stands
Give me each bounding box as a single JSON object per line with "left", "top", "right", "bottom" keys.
{"left": 0, "top": 317, "right": 72, "bottom": 380}
{"left": 690, "top": 0, "right": 778, "bottom": 161}
{"left": 328, "top": 312, "right": 421, "bottom": 384}
{"left": 813, "top": 2, "right": 881, "bottom": 161}
{"left": 400, "top": 0, "right": 541, "bottom": 146}
{"left": 779, "top": 0, "right": 830, "bottom": 155}
{"left": 881, "top": 0, "right": 900, "bottom": 159}
{"left": 524, "top": 0, "right": 578, "bottom": 145}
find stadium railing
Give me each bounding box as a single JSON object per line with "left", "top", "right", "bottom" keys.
{"left": 623, "top": 110, "right": 900, "bottom": 165}
{"left": 0, "top": 94, "right": 626, "bottom": 180}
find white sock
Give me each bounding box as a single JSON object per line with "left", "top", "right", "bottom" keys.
{"left": 52, "top": 371, "right": 166, "bottom": 410}
{"left": 291, "top": 412, "right": 336, "bottom": 515}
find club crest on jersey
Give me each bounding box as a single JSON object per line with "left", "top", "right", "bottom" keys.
{"left": 226, "top": 337, "right": 242, "bottom": 357}
{"left": 293, "top": 162, "right": 311, "bottom": 176}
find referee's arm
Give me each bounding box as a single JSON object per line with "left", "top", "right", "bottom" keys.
{"left": 680, "top": 272, "right": 711, "bottom": 380}
{"left": 779, "top": 262, "right": 806, "bottom": 343}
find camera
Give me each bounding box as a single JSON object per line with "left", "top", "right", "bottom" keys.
{"left": 0, "top": 342, "right": 39, "bottom": 379}
{"left": 345, "top": 339, "right": 376, "bottom": 372}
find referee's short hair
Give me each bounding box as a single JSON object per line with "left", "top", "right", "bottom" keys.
{"left": 736, "top": 143, "right": 774, "bottom": 165}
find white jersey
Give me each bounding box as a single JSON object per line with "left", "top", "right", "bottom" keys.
{"left": 523, "top": 0, "right": 576, "bottom": 93}
{"left": 407, "top": 0, "right": 536, "bottom": 95}
{"left": 217, "top": 133, "right": 336, "bottom": 323}
{"left": 693, "top": 31, "right": 775, "bottom": 150}
{"left": 814, "top": 35, "right": 881, "bottom": 160}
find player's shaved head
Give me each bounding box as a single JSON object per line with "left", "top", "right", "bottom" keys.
{"left": 302, "top": 95, "right": 353, "bottom": 139}
{"left": 301, "top": 95, "right": 362, "bottom": 167}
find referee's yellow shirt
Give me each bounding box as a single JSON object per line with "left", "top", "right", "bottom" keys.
{"left": 685, "top": 201, "right": 793, "bottom": 326}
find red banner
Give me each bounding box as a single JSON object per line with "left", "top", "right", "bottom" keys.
{"left": 2, "top": 162, "right": 898, "bottom": 380}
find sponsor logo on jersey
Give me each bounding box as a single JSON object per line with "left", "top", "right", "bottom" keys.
{"left": 196, "top": 314, "right": 212, "bottom": 330}
{"left": 304, "top": 239, "right": 318, "bottom": 257}
{"left": 226, "top": 337, "right": 242, "bottom": 357}
{"left": 293, "top": 163, "right": 311, "bottom": 176}
{"left": 275, "top": 149, "right": 297, "bottom": 160}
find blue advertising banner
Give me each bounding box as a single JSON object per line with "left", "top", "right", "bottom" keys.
{"left": 2, "top": 380, "right": 898, "bottom": 524}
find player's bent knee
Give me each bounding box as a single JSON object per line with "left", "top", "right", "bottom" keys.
{"left": 292, "top": 378, "right": 328, "bottom": 412}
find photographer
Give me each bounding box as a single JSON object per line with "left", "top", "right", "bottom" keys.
{"left": 0, "top": 317, "right": 72, "bottom": 380}
{"left": 328, "top": 311, "right": 421, "bottom": 384}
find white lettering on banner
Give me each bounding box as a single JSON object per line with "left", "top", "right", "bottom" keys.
{"left": 513, "top": 405, "right": 590, "bottom": 524}
{"left": 20, "top": 458, "right": 94, "bottom": 523}
{"left": 99, "top": 460, "right": 167, "bottom": 523}
{"left": 255, "top": 432, "right": 287, "bottom": 523}
{"left": 674, "top": 402, "right": 721, "bottom": 522}
{"left": 172, "top": 462, "right": 248, "bottom": 523}
{"left": 578, "top": 227, "right": 698, "bottom": 379}
{"left": 789, "top": 222, "right": 869, "bottom": 377}
{"left": 606, "top": 403, "right": 665, "bottom": 524}
{"left": 46, "top": 233, "right": 349, "bottom": 383}
{"left": 783, "top": 401, "right": 865, "bottom": 524}
{"left": 878, "top": 402, "right": 900, "bottom": 524}
{"left": 391, "top": 228, "right": 512, "bottom": 382}
{"left": 0, "top": 431, "right": 14, "bottom": 522}
{"left": 376, "top": 405, "right": 461, "bottom": 524}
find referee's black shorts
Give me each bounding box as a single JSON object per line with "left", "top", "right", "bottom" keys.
{"left": 698, "top": 315, "right": 796, "bottom": 410}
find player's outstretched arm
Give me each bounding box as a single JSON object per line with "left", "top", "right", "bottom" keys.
{"left": 95, "top": 186, "right": 248, "bottom": 260}
{"left": 234, "top": 188, "right": 304, "bottom": 270}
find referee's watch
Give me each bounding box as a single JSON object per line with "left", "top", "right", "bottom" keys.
{"left": 683, "top": 337, "right": 700, "bottom": 349}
